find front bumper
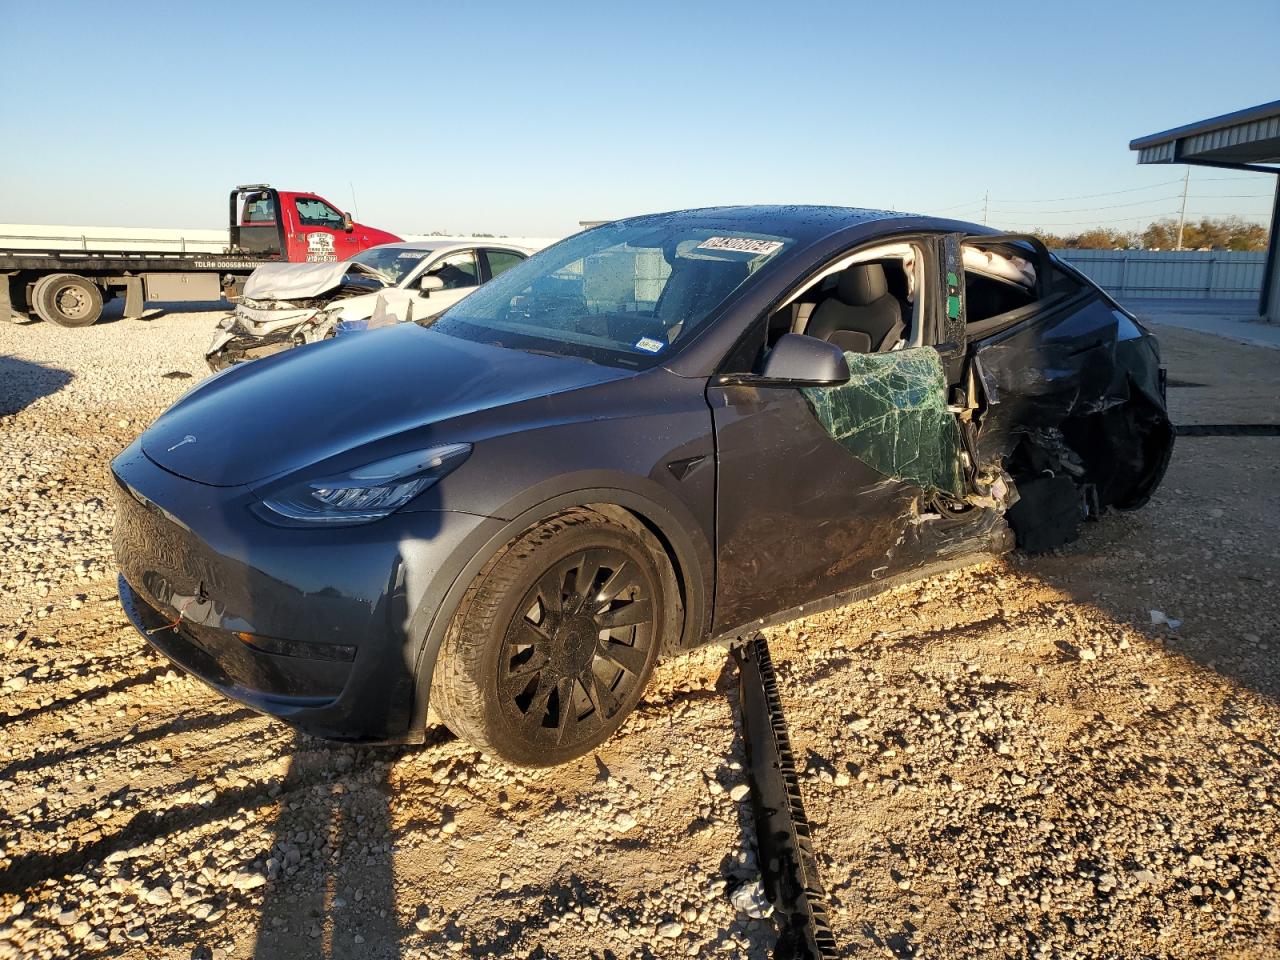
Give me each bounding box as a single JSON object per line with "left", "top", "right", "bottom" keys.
{"left": 205, "top": 308, "right": 340, "bottom": 371}
{"left": 111, "top": 440, "right": 495, "bottom": 742}
{"left": 205, "top": 327, "right": 300, "bottom": 371}
{"left": 120, "top": 573, "right": 350, "bottom": 719}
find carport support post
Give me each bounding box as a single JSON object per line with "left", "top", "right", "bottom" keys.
{"left": 1263, "top": 174, "right": 1280, "bottom": 323}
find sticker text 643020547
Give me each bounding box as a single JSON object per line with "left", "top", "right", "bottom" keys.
{"left": 696, "top": 236, "right": 784, "bottom": 257}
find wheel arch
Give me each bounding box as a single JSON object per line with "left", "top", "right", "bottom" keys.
{"left": 405, "top": 480, "right": 714, "bottom": 738}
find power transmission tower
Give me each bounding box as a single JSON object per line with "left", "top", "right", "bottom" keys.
{"left": 982, "top": 191, "right": 989, "bottom": 225}
{"left": 1176, "top": 169, "right": 1189, "bottom": 250}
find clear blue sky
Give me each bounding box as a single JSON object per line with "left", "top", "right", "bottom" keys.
{"left": 1, "top": 0, "right": 1277, "bottom": 236}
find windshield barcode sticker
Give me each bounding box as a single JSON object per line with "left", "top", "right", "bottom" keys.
{"left": 634, "top": 337, "right": 666, "bottom": 354}
{"left": 697, "top": 236, "right": 784, "bottom": 256}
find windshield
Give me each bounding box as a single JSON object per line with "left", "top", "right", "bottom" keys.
{"left": 430, "top": 222, "right": 792, "bottom": 368}
{"left": 350, "top": 246, "right": 435, "bottom": 285}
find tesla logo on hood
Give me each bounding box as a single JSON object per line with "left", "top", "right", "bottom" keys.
{"left": 167, "top": 434, "right": 197, "bottom": 452}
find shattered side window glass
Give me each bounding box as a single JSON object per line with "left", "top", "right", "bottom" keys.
{"left": 802, "top": 348, "right": 965, "bottom": 497}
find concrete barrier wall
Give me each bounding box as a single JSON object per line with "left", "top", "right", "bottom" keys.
{"left": 1054, "top": 249, "right": 1266, "bottom": 300}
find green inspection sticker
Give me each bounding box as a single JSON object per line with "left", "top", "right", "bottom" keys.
{"left": 946, "top": 271, "right": 961, "bottom": 320}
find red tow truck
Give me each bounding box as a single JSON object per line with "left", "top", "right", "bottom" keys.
{"left": 0, "top": 185, "right": 401, "bottom": 327}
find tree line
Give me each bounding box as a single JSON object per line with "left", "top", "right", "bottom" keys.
{"left": 1029, "top": 216, "right": 1267, "bottom": 251}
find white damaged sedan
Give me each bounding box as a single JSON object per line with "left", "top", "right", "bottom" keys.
{"left": 206, "top": 240, "right": 531, "bottom": 370}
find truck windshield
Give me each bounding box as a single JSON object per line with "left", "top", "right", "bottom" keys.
{"left": 350, "top": 246, "right": 433, "bottom": 285}
{"left": 430, "top": 222, "right": 791, "bottom": 369}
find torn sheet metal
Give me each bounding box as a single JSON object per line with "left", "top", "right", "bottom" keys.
{"left": 803, "top": 348, "right": 965, "bottom": 498}
{"left": 240, "top": 261, "right": 388, "bottom": 301}
{"left": 971, "top": 299, "right": 1174, "bottom": 513}
{"left": 733, "top": 634, "right": 838, "bottom": 960}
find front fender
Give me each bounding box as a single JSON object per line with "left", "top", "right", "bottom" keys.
{"left": 402, "top": 477, "right": 714, "bottom": 739}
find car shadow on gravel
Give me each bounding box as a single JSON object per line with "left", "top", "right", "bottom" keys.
{"left": 248, "top": 733, "right": 409, "bottom": 959}
{"left": 88, "top": 298, "right": 230, "bottom": 326}
{"left": 0, "top": 354, "right": 73, "bottom": 415}
{"left": 246, "top": 565, "right": 422, "bottom": 959}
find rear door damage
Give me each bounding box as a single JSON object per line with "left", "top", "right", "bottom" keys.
{"left": 956, "top": 233, "right": 1174, "bottom": 552}
{"left": 713, "top": 232, "right": 1174, "bottom": 639}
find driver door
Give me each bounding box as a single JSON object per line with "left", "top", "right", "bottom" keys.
{"left": 293, "top": 196, "right": 352, "bottom": 262}
{"left": 708, "top": 236, "right": 968, "bottom": 635}
{"left": 414, "top": 249, "right": 482, "bottom": 318}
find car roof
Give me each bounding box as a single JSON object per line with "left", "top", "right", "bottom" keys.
{"left": 613, "top": 205, "right": 945, "bottom": 245}
{"left": 366, "top": 239, "right": 532, "bottom": 255}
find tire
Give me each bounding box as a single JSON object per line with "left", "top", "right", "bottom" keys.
{"left": 32, "top": 273, "right": 104, "bottom": 327}
{"left": 431, "top": 508, "right": 668, "bottom": 767}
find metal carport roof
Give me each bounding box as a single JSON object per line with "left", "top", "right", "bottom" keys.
{"left": 1131, "top": 100, "right": 1280, "bottom": 321}
{"left": 1130, "top": 100, "right": 1280, "bottom": 172}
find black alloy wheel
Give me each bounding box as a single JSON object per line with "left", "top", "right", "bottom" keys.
{"left": 498, "top": 545, "right": 655, "bottom": 748}
{"left": 431, "top": 508, "right": 668, "bottom": 766}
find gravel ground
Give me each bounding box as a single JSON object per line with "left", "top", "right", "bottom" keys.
{"left": 0, "top": 307, "right": 1277, "bottom": 959}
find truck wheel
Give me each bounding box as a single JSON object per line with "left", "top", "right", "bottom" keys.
{"left": 430, "top": 508, "right": 667, "bottom": 767}
{"left": 32, "top": 274, "right": 104, "bottom": 327}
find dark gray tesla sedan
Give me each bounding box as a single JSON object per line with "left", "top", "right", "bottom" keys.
{"left": 112, "top": 206, "right": 1173, "bottom": 766}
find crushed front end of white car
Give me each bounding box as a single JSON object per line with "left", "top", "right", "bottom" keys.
{"left": 206, "top": 262, "right": 391, "bottom": 371}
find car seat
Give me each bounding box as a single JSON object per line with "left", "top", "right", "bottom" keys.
{"left": 806, "top": 263, "right": 904, "bottom": 353}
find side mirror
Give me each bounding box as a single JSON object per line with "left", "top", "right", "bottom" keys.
{"left": 342, "top": 212, "right": 354, "bottom": 232}
{"left": 419, "top": 274, "right": 445, "bottom": 295}
{"left": 758, "top": 333, "right": 850, "bottom": 385}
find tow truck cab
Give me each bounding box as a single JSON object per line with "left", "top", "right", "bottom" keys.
{"left": 229, "top": 185, "right": 402, "bottom": 262}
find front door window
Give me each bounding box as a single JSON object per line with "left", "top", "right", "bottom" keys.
{"left": 294, "top": 198, "right": 345, "bottom": 229}
{"left": 427, "top": 251, "right": 480, "bottom": 290}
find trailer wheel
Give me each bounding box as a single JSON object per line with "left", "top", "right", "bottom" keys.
{"left": 32, "top": 273, "right": 104, "bottom": 327}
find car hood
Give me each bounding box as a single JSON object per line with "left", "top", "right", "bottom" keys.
{"left": 240, "top": 261, "right": 390, "bottom": 300}
{"left": 142, "top": 325, "right": 631, "bottom": 486}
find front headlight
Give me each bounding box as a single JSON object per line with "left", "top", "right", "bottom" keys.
{"left": 252, "top": 443, "right": 471, "bottom": 526}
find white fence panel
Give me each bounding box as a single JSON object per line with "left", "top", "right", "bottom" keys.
{"left": 1054, "top": 249, "right": 1266, "bottom": 300}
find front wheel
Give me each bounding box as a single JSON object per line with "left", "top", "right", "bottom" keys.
{"left": 430, "top": 508, "right": 667, "bottom": 767}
